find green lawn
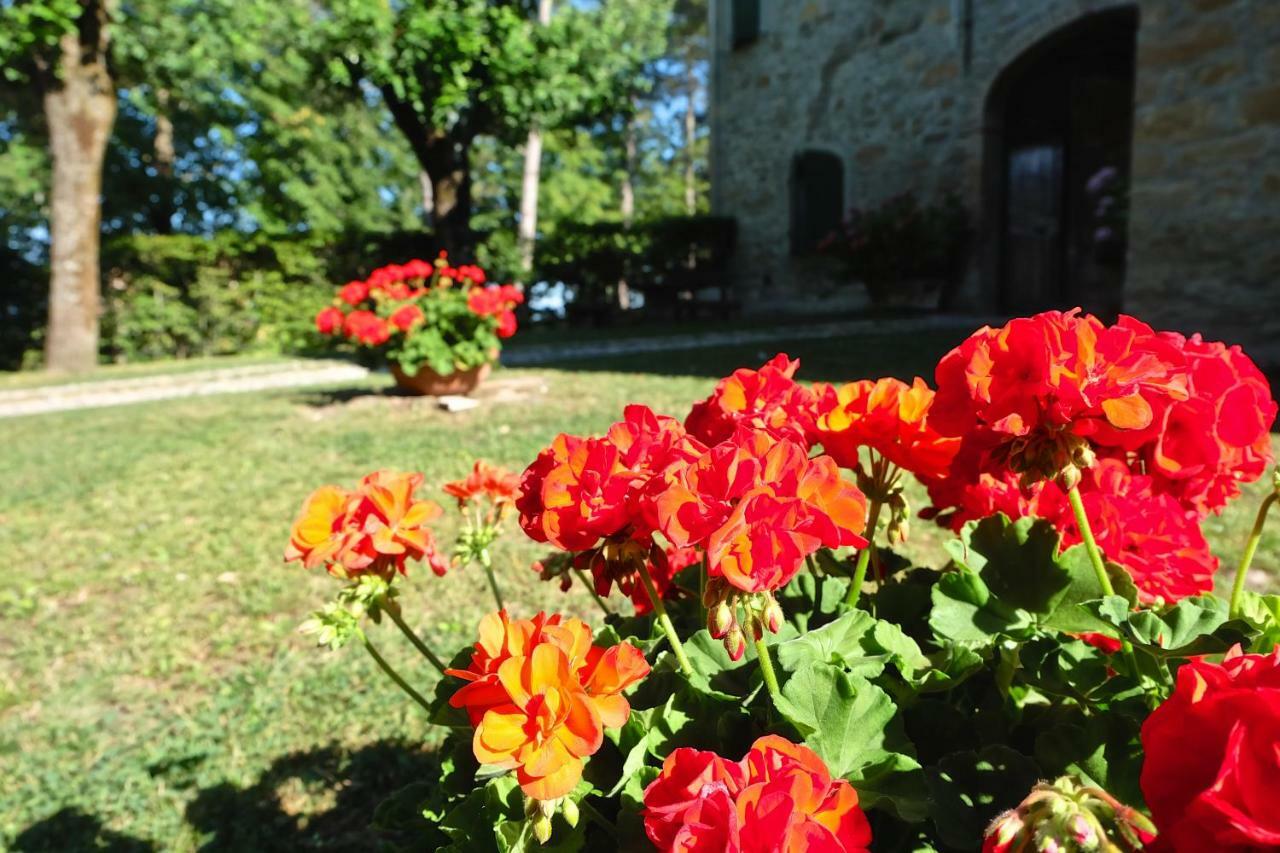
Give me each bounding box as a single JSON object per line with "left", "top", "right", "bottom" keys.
{"left": 1, "top": 342, "right": 1276, "bottom": 850}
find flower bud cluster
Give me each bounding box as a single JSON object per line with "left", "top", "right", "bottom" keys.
{"left": 524, "top": 795, "right": 580, "bottom": 844}
{"left": 703, "top": 577, "right": 784, "bottom": 661}
{"left": 984, "top": 776, "right": 1156, "bottom": 853}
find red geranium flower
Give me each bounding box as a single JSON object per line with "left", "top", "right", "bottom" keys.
{"left": 643, "top": 735, "right": 872, "bottom": 852}
{"left": 338, "top": 280, "right": 369, "bottom": 306}
{"left": 657, "top": 429, "right": 867, "bottom": 593}
{"left": 1141, "top": 646, "right": 1280, "bottom": 851}
{"left": 496, "top": 310, "right": 518, "bottom": 339}
{"left": 686, "top": 354, "right": 817, "bottom": 447}
{"left": 1141, "top": 333, "right": 1277, "bottom": 515}
{"left": 389, "top": 304, "right": 423, "bottom": 332}
{"left": 931, "top": 310, "right": 1185, "bottom": 485}
{"left": 315, "top": 306, "right": 345, "bottom": 335}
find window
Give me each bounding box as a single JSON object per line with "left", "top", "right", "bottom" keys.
{"left": 790, "top": 151, "right": 844, "bottom": 255}
{"left": 731, "top": 0, "right": 760, "bottom": 48}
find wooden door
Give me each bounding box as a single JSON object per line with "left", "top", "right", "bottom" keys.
{"left": 1003, "top": 143, "right": 1064, "bottom": 312}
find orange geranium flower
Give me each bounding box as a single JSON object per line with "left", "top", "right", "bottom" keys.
{"left": 812, "top": 376, "right": 959, "bottom": 481}
{"left": 284, "top": 471, "right": 445, "bottom": 579}
{"left": 657, "top": 429, "right": 867, "bottom": 593}
{"left": 449, "top": 610, "right": 649, "bottom": 800}
{"left": 685, "top": 354, "right": 817, "bottom": 447}
{"left": 443, "top": 460, "right": 520, "bottom": 509}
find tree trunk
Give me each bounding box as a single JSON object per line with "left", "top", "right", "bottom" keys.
{"left": 43, "top": 7, "right": 116, "bottom": 373}
{"left": 516, "top": 0, "right": 555, "bottom": 278}
{"left": 427, "top": 138, "right": 473, "bottom": 255}
{"left": 621, "top": 117, "right": 637, "bottom": 228}
{"left": 151, "top": 87, "right": 176, "bottom": 234}
{"left": 683, "top": 66, "right": 698, "bottom": 216}
{"left": 418, "top": 170, "right": 434, "bottom": 220}
{"left": 617, "top": 115, "right": 638, "bottom": 310}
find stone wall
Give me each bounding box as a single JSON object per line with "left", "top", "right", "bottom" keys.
{"left": 708, "top": 0, "right": 1279, "bottom": 356}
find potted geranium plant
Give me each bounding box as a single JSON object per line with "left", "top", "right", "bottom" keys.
{"left": 314, "top": 253, "right": 523, "bottom": 395}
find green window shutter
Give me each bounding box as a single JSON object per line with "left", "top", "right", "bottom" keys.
{"left": 732, "top": 0, "right": 760, "bottom": 48}
{"left": 791, "top": 151, "right": 844, "bottom": 255}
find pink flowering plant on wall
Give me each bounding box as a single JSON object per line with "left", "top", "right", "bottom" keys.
{"left": 282, "top": 309, "right": 1280, "bottom": 852}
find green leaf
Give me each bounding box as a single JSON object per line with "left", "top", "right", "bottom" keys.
{"left": 1125, "top": 594, "right": 1233, "bottom": 655}
{"left": 778, "top": 662, "right": 913, "bottom": 780}
{"left": 1236, "top": 591, "right": 1280, "bottom": 652}
{"left": 929, "top": 570, "right": 1032, "bottom": 646}
{"left": 955, "top": 515, "right": 1070, "bottom": 616}
{"left": 926, "top": 745, "right": 1040, "bottom": 851}
{"left": 851, "top": 753, "right": 931, "bottom": 823}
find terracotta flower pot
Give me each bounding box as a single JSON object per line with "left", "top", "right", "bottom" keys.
{"left": 391, "top": 360, "right": 492, "bottom": 396}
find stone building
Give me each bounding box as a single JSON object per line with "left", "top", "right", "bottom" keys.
{"left": 707, "top": 0, "right": 1280, "bottom": 351}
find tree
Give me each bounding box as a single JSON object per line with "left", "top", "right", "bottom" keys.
{"left": 316, "top": 0, "right": 670, "bottom": 252}
{"left": 2, "top": 0, "right": 117, "bottom": 371}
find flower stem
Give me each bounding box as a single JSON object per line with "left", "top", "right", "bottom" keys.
{"left": 1230, "top": 492, "right": 1277, "bottom": 618}
{"left": 479, "top": 551, "right": 505, "bottom": 611}
{"left": 1066, "top": 485, "right": 1116, "bottom": 597}
{"left": 573, "top": 567, "right": 614, "bottom": 616}
{"left": 1067, "top": 484, "right": 1144, "bottom": 684}
{"left": 362, "top": 634, "right": 433, "bottom": 714}
{"left": 383, "top": 605, "right": 447, "bottom": 674}
{"left": 637, "top": 559, "right": 693, "bottom": 678}
{"left": 754, "top": 633, "right": 783, "bottom": 708}
{"left": 845, "top": 497, "right": 884, "bottom": 607}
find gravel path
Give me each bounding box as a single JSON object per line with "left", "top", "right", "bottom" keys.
{"left": 1, "top": 315, "right": 997, "bottom": 418}
{"left": 501, "top": 314, "right": 996, "bottom": 365}
{"left": 0, "top": 360, "right": 370, "bottom": 419}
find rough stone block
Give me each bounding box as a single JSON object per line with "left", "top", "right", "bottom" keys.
{"left": 1139, "top": 22, "right": 1234, "bottom": 67}
{"left": 1242, "top": 86, "right": 1280, "bottom": 125}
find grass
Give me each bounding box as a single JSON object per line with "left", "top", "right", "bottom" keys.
{"left": 0, "top": 334, "right": 1276, "bottom": 850}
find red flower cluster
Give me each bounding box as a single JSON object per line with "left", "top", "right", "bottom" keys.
{"left": 656, "top": 429, "right": 867, "bottom": 593}
{"left": 313, "top": 255, "right": 525, "bottom": 346}
{"left": 1136, "top": 333, "right": 1277, "bottom": 515}
{"left": 811, "top": 376, "right": 959, "bottom": 480}
{"left": 925, "top": 310, "right": 1274, "bottom": 601}
{"left": 685, "top": 354, "right": 817, "bottom": 446}
{"left": 447, "top": 610, "right": 649, "bottom": 801}
{"left": 643, "top": 735, "right": 872, "bottom": 852}
{"left": 284, "top": 471, "right": 447, "bottom": 579}
{"left": 931, "top": 312, "right": 1184, "bottom": 470}
{"left": 518, "top": 405, "right": 705, "bottom": 552}
{"left": 1141, "top": 646, "right": 1280, "bottom": 850}
{"left": 517, "top": 406, "right": 706, "bottom": 604}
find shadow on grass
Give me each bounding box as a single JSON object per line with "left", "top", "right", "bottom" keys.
{"left": 518, "top": 330, "right": 968, "bottom": 384}
{"left": 12, "top": 741, "right": 439, "bottom": 853}
{"left": 184, "top": 739, "right": 439, "bottom": 852}
{"left": 12, "top": 809, "right": 156, "bottom": 853}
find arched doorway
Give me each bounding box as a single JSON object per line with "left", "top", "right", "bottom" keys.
{"left": 985, "top": 8, "right": 1137, "bottom": 316}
